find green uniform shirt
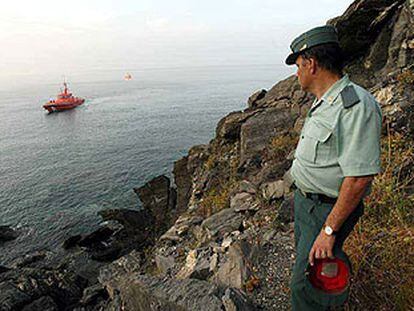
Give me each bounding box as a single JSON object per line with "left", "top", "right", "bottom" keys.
{"left": 291, "top": 75, "right": 382, "bottom": 198}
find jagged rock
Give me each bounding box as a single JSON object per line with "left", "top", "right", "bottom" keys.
{"left": 216, "top": 111, "right": 258, "bottom": 142}
{"left": 0, "top": 282, "right": 32, "bottom": 310}
{"left": 0, "top": 265, "right": 10, "bottom": 274}
{"left": 62, "top": 235, "right": 82, "bottom": 250}
{"left": 134, "top": 175, "right": 176, "bottom": 232}
{"left": 0, "top": 225, "right": 18, "bottom": 243}
{"left": 222, "top": 287, "right": 258, "bottom": 311}
{"left": 21, "top": 296, "right": 58, "bottom": 311}
{"left": 201, "top": 208, "right": 244, "bottom": 239}
{"left": 98, "top": 250, "right": 142, "bottom": 290}
{"left": 100, "top": 274, "right": 225, "bottom": 311}
{"left": 11, "top": 250, "right": 48, "bottom": 268}
{"left": 173, "top": 156, "right": 193, "bottom": 213}
{"left": 159, "top": 226, "right": 182, "bottom": 243}
{"left": 240, "top": 107, "right": 294, "bottom": 164}
{"left": 0, "top": 268, "right": 87, "bottom": 311}
{"left": 77, "top": 226, "right": 114, "bottom": 248}
{"left": 248, "top": 89, "right": 267, "bottom": 109}
{"left": 176, "top": 249, "right": 213, "bottom": 280}
{"left": 238, "top": 180, "right": 257, "bottom": 194}
{"left": 261, "top": 180, "right": 285, "bottom": 200}
{"left": 98, "top": 209, "right": 154, "bottom": 234}
{"left": 230, "top": 192, "right": 259, "bottom": 212}
{"left": 79, "top": 284, "right": 108, "bottom": 306}
{"left": 213, "top": 240, "right": 260, "bottom": 289}
{"left": 155, "top": 254, "right": 175, "bottom": 275}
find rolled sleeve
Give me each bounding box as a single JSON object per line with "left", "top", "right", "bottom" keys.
{"left": 337, "top": 101, "right": 382, "bottom": 177}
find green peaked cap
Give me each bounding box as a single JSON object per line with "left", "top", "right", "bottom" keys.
{"left": 285, "top": 25, "right": 339, "bottom": 65}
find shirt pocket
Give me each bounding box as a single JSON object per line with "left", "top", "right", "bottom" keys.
{"left": 296, "top": 122, "right": 333, "bottom": 163}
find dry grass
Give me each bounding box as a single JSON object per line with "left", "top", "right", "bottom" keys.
{"left": 344, "top": 129, "right": 414, "bottom": 310}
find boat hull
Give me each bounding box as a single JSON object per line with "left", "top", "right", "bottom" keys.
{"left": 43, "top": 99, "right": 84, "bottom": 113}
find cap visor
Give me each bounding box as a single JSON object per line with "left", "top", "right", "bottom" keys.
{"left": 285, "top": 52, "right": 300, "bottom": 65}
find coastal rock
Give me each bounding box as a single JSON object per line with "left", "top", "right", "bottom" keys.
{"left": 21, "top": 296, "right": 58, "bottom": 311}
{"left": 222, "top": 287, "right": 258, "bottom": 311}
{"left": 216, "top": 111, "right": 257, "bottom": 143}
{"left": 134, "top": 175, "right": 176, "bottom": 232}
{"left": 240, "top": 108, "right": 294, "bottom": 165}
{"left": 155, "top": 254, "right": 175, "bottom": 275}
{"left": 99, "top": 208, "right": 153, "bottom": 231}
{"left": 176, "top": 248, "right": 213, "bottom": 280}
{"left": 0, "top": 268, "right": 87, "bottom": 311}
{"left": 0, "top": 265, "right": 10, "bottom": 274}
{"left": 230, "top": 192, "right": 259, "bottom": 212}
{"left": 238, "top": 180, "right": 257, "bottom": 195}
{"left": 0, "top": 282, "right": 32, "bottom": 310}
{"left": 261, "top": 180, "right": 285, "bottom": 201}
{"left": 173, "top": 156, "right": 193, "bottom": 214}
{"left": 213, "top": 240, "right": 259, "bottom": 289}
{"left": 79, "top": 284, "right": 108, "bottom": 306}
{"left": 0, "top": 225, "right": 18, "bottom": 243}
{"left": 248, "top": 89, "right": 267, "bottom": 109}
{"left": 201, "top": 208, "right": 244, "bottom": 240}
{"left": 101, "top": 274, "right": 225, "bottom": 311}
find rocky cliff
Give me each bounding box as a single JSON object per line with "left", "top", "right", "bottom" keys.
{"left": 1, "top": 0, "right": 413, "bottom": 310}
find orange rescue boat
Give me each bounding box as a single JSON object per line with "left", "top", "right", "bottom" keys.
{"left": 43, "top": 82, "right": 85, "bottom": 113}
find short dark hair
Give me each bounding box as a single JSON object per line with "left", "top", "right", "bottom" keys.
{"left": 300, "top": 43, "right": 345, "bottom": 76}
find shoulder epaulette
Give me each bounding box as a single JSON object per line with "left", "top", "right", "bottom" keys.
{"left": 341, "top": 85, "right": 360, "bottom": 109}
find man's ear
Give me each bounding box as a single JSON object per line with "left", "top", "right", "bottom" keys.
{"left": 309, "top": 58, "right": 317, "bottom": 75}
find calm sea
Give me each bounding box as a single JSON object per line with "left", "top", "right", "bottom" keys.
{"left": 0, "top": 65, "right": 293, "bottom": 264}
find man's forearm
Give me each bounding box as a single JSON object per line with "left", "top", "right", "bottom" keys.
{"left": 325, "top": 176, "right": 374, "bottom": 232}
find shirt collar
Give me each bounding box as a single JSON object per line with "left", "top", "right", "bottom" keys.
{"left": 321, "top": 74, "right": 350, "bottom": 105}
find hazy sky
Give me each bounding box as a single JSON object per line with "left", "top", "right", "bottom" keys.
{"left": 0, "top": 0, "right": 354, "bottom": 84}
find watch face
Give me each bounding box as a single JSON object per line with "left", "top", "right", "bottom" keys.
{"left": 325, "top": 226, "right": 333, "bottom": 235}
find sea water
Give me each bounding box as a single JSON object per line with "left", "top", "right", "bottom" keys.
{"left": 0, "top": 65, "right": 293, "bottom": 264}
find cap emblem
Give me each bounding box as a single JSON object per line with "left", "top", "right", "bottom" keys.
{"left": 300, "top": 43, "right": 308, "bottom": 51}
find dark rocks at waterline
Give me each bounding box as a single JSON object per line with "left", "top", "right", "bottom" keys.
{"left": 134, "top": 175, "right": 177, "bottom": 233}
{"left": 0, "top": 225, "right": 19, "bottom": 243}
{"left": 0, "top": 267, "right": 88, "bottom": 311}
{"left": 63, "top": 208, "right": 156, "bottom": 262}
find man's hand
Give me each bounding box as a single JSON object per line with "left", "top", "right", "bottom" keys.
{"left": 308, "top": 230, "right": 335, "bottom": 266}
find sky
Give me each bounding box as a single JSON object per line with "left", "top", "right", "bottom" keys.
{"left": 0, "top": 0, "right": 355, "bottom": 85}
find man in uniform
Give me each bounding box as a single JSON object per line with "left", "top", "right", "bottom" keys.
{"left": 285, "top": 25, "right": 382, "bottom": 310}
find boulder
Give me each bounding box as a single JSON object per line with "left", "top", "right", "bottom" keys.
{"left": 261, "top": 180, "right": 285, "bottom": 200}
{"left": 0, "top": 225, "right": 18, "bottom": 243}
{"left": 213, "top": 240, "right": 259, "bottom": 289}
{"left": 238, "top": 180, "right": 257, "bottom": 195}
{"left": 155, "top": 254, "right": 175, "bottom": 275}
{"left": 176, "top": 248, "right": 213, "bottom": 280}
{"left": 201, "top": 208, "right": 244, "bottom": 239}
{"left": 98, "top": 208, "right": 154, "bottom": 235}
{"left": 230, "top": 192, "right": 259, "bottom": 212}
{"left": 248, "top": 89, "right": 267, "bottom": 109}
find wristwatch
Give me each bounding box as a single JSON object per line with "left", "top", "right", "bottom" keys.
{"left": 323, "top": 224, "right": 338, "bottom": 236}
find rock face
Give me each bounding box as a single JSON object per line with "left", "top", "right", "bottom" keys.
{"left": 134, "top": 175, "right": 177, "bottom": 232}
{"left": 240, "top": 108, "right": 294, "bottom": 164}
